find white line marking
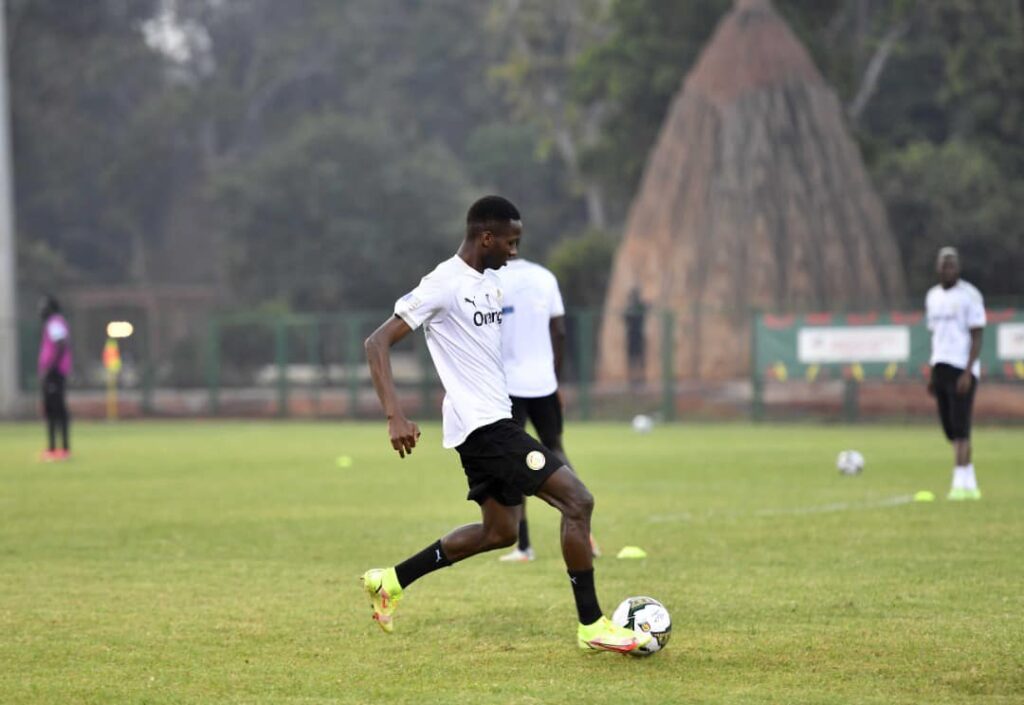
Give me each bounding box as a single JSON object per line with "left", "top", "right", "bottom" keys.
{"left": 648, "top": 494, "right": 916, "bottom": 524}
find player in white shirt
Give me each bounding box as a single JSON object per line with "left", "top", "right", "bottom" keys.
{"left": 360, "top": 196, "right": 649, "bottom": 654}
{"left": 925, "top": 247, "right": 985, "bottom": 500}
{"left": 494, "top": 257, "right": 599, "bottom": 562}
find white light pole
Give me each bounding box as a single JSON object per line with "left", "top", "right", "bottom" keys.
{"left": 0, "top": 0, "right": 19, "bottom": 418}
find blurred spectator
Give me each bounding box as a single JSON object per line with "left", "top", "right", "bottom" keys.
{"left": 38, "top": 295, "right": 72, "bottom": 461}
{"left": 623, "top": 287, "right": 647, "bottom": 388}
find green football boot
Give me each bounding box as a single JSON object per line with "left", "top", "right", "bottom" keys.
{"left": 577, "top": 616, "right": 651, "bottom": 653}
{"left": 947, "top": 488, "right": 982, "bottom": 501}
{"left": 361, "top": 568, "right": 403, "bottom": 633}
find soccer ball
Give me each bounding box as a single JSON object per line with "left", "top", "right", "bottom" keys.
{"left": 836, "top": 449, "right": 865, "bottom": 475}
{"left": 611, "top": 596, "right": 671, "bottom": 656}
{"left": 631, "top": 414, "right": 654, "bottom": 433}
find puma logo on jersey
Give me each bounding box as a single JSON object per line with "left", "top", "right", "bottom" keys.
{"left": 464, "top": 297, "right": 477, "bottom": 308}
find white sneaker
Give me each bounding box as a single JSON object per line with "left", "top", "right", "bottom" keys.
{"left": 498, "top": 547, "right": 535, "bottom": 562}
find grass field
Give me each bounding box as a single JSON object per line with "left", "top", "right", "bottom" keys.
{"left": 1, "top": 420, "right": 1022, "bottom": 704}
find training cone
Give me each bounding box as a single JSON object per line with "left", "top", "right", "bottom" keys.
{"left": 616, "top": 546, "right": 647, "bottom": 559}
{"left": 913, "top": 490, "right": 936, "bottom": 502}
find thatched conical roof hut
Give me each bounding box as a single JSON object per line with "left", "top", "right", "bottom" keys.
{"left": 598, "top": 0, "right": 906, "bottom": 383}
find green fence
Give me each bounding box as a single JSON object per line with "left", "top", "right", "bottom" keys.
{"left": 21, "top": 303, "right": 1021, "bottom": 421}
{"left": 17, "top": 309, "right": 617, "bottom": 419}
{"left": 198, "top": 310, "right": 609, "bottom": 419}
{"left": 752, "top": 307, "right": 1024, "bottom": 420}
{"left": 12, "top": 300, "right": 709, "bottom": 423}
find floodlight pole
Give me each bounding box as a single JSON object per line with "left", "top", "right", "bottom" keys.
{"left": 0, "top": 0, "right": 20, "bottom": 418}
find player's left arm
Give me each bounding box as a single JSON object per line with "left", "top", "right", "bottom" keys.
{"left": 548, "top": 272, "right": 567, "bottom": 405}
{"left": 549, "top": 315, "right": 566, "bottom": 408}
{"left": 957, "top": 290, "right": 986, "bottom": 394}
{"left": 957, "top": 327, "right": 983, "bottom": 394}
{"left": 549, "top": 315, "right": 566, "bottom": 382}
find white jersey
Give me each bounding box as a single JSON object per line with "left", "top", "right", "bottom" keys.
{"left": 496, "top": 258, "right": 565, "bottom": 398}
{"left": 926, "top": 279, "right": 986, "bottom": 377}
{"left": 394, "top": 255, "right": 511, "bottom": 448}
{"left": 46, "top": 318, "right": 69, "bottom": 342}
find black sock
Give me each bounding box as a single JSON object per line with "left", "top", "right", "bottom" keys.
{"left": 568, "top": 569, "right": 602, "bottom": 625}
{"left": 47, "top": 417, "right": 56, "bottom": 451}
{"left": 394, "top": 539, "right": 452, "bottom": 589}
{"left": 517, "top": 519, "right": 530, "bottom": 551}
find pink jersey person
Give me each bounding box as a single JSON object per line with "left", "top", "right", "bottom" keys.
{"left": 38, "top": 312, "right": 72, "bottom": 377}
{"left": 37, "top": 296, "right": 72, "bottom": 460}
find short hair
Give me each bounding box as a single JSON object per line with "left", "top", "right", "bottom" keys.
{"left": 936, "top": 246, "right": 959, "bottom": 268}
{"left": 40, "top": 294, "right": 60, "bottom": 313}
{"left": 466, "top": 195, "right": 521, "bottom": 234}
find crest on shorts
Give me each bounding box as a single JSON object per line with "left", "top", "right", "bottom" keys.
{"left": 525, "top": 451, "right": 546, "bottom": 471}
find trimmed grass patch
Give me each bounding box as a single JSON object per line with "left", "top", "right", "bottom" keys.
{"left": 1, "top": 421, "right": 1022, "bottom": 704}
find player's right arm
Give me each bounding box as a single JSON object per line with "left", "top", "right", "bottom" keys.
{"left": 548, "top": 271, "right": 567, "bottom": 404}
{"left": 958, "top": 285, "right": 987, "bottom": 394}
{"left": 365, "top": 316, "right": 421, "bottom": 458}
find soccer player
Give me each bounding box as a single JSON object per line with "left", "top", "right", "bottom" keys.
{"left": 37, "top": 295, "right": 72, "bottom": 461}
{"left": 361, "top": 196, "right": 649, "bottom": 653}
{"left": 494, "top": 255, "right": 599, "bottom": 562}
{"left": 925, "top": 247, "right": 985, "bottom": 500}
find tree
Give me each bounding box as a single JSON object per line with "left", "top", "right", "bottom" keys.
{"left": 925, "top": 0, "right": 1024, "bottom": 173}
{"left": 463, "top": 121, "right": 585, "bottom": 262}
{"left": 9, "top": 0, "right": 191, "bottom": 292}
{"left": 573, "top": 0, "right": 1024, "bottom": 296}
{"left": 210, "top": 115, "right": 473, "bottom": 310}
{"left": 488, "top": 0, "right": 614, "bottom": 229}
{"left": 876, "top": 140, "right": 1024, "bottom": 298}
{"left": 572, "top": 0, "right": 729, "bottom": 218}
{"left": 869, "top": 0, "right": 1024, "bottom": 297}
{"left": 546, "top": 229, "right": 617, "bottom": 308}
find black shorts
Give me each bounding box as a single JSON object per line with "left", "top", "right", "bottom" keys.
{"left": 932, "top": 363, "right": 976, "bottom": 440}
{"left": 456, "top": 419, "right": 564, "bottom": 507}
{"left": 510, "top": 392, "right": 563, "bottom": 449}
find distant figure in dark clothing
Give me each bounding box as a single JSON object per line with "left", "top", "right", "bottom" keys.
{"left": 38, "top": 295, "right": 72, "bottom": 461}
{"left": 623, "top": 287, "right": 648, "bottom": 388}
